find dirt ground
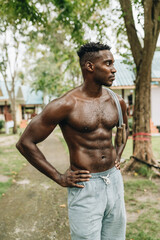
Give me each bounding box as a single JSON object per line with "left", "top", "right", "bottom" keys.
{"left": 0, "top": 133, "right": 70, "bottom": 240}
{"left": 0, "top": 135, "right": 19, "bottom": 147}
{"left": 0, "top": 133, "right": 159, "bottom": 240}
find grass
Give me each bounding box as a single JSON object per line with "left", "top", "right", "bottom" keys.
{"left": 151, "top": 136, "right": 160, "bottom": 159}
{"left": 122, "top": 136, "right": 160, "bottom": 160}
{"left": 0, "top": 180, "right": 12, "bottom": 196}
{"left": 124, "top": 179, "right": 158, "bottom": 195}
{"left": 122, "top": 138, "right": 133, "bottom": 159}
{"left": 0, "top": 144, "right": 26, "bottom": 177}
{"left": 0, "top": 136, "right": 26, "bottom": 198}
{"left": 136, "top": 165, "right": 156, "bottom": 178}
{"left": 127, "top": 229, "right": 160, "bottom": 240}
{"left": 124, "top": 178, "right": 160, "bottom": 240}
{"left": 126, "top": 207, "right": 160, "bottom": 240}
{"left": 122, "top": 137, "right": 160, "bottom": 240}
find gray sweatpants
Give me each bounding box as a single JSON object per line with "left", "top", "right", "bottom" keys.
{"left": 68, "top": 167, "right": 126, "bottom": 240}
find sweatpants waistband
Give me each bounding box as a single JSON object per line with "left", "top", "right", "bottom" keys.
{"left": 90, "top": 167, "right": 117, "bottom": 179}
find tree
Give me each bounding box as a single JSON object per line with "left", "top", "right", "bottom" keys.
{"left": 26, "top": 18, "right": 82, "bottom": 98}
{"left": 0, "top": 0, "right": 44, "bottom": 134}
{"left": 31, "top": 47, "right": 83, "bottom": 98}
{"left": 0, "top": 0, "right": 109, "bottom": 118}
{"left": 26, "top": 0, "right": 110, "bottom": 99}
{"left": 49, "top": 0, "right": 110, "bottom": 45}
{"left": 118, "top": 0, "right": 160, "bottom": 172}
{"left": 0, "top": 27, "right": 20, "bottom": 134}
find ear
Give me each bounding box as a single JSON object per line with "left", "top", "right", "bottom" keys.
{"left": 85, "top": 61, "right": 94, "bottom": 72}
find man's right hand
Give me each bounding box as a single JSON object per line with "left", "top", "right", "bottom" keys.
{"left": 59, "top": 169, "right": 92, "bottom": 188}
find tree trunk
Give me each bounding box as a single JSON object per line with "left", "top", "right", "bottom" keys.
{"left": 119, "top": 0, "right": 160, "bottom": 175}
{"left": 12, "top": 111, "right": 17, "bottom": 134}
{"left": 10, "top": 98, "right": 17, "bottom": 134}
{"left": 123, "top": 58, "right": 159, "bottom": 173}
{"left": 133, "top": 63, "right": 154, "bottom": 163}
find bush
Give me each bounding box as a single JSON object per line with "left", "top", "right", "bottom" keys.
{"left": 128, "top": 117, "right": 133, "bottom": 135}
{"left": 0, "top": 120, "right": 5, "bottom": 130}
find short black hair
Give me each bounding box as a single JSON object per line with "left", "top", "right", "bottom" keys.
{"left": 77, "top": 42, "right": 111, "bottom": 66}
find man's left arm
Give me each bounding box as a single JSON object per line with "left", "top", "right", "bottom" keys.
{"left": 115, "top": 98, "right": 129, "bottom": 169}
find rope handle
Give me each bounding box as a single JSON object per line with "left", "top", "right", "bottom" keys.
{"left": 106, "top": 88, "right": 123, "bottom": 127}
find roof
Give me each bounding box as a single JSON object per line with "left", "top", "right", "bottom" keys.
{"left": 0, "top": 81, "right": 10, "bottom": 101}
{"left": 112, "top": 51, "right": 160, "bottom": 87}
{"left": 112, "top": 60, "right": 135, "bottom": 87}
{"left": 21, "top": 86, "right": 43, "bottom": 105}
{"left": 0, "top": 81, "right": 43, "bottom": 105}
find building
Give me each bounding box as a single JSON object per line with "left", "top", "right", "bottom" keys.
{"left": 0, "top": 82, "right": 43, "bottom": 132}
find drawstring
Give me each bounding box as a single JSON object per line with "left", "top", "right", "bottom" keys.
{"left": 100, "top": 174, "right": 110, "bottom": 185}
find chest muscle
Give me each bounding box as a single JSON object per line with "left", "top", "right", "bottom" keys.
{"left": 66, "top": 99, "right": 119, "bottom": 132}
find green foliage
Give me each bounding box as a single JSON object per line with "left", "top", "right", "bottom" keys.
{"left": 0, "top": 120, "right": 4, "bottom": 130}
{"left": 32, "top": 54, "right": 65, "bottom": 97}
{"left": 128, "top": 117, "right": 133, "bottom": 132}
{"left": 0, "top": 0, "right": 45, "bottom": 27}
{"left": 0, "top": 0, "right": 48, "bottom": 134}
{"left": 26, "top": 0, "right": 110, "bottom": 97}
{"left": 14, "top": 0, "right": 110, "bottom": 98}
{"left": 50, "top": 0, "right": 109, "bottom": 45}
{"left": 28, "top": 18, "right": 82, "bottom": 97}
{"left": 111, "top": 3, "right": 133, "bottom": 62}
{"left": 32, "top": 48, "right": 82, "bottom": 97}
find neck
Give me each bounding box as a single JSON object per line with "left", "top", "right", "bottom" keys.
{"left": 81, "top": 79, "right": 102, "bottom": 98}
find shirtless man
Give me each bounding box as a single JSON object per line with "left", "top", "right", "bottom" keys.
{"left": 16, "top": 42, "right": 128, "bottom": 240}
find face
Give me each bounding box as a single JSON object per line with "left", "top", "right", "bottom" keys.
{"left": 92, "top": 50, "right": 116, "bottom": 87}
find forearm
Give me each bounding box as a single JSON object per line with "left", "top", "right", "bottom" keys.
{"left": 16, "top": 141, "right": 62, "bottom": 185}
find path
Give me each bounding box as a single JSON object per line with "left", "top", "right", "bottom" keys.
{"left": 0, "top": 132, "right": 70, "bottom": 240}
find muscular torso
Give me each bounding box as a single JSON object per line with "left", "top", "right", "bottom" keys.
{"left": 59, "top": 87, "right": 119, "bottom": 173}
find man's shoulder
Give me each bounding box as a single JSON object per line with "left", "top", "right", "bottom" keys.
{"left": 40, "top": 87, "right": 81, "bottom": 124}
{"left": 49, "top": 86, "right": 80, "bottom": 110}
{"left": 104, "top": 88, "right": 127, "bottom": 109}
{"left": 61, "top": 86, "right": 81, "bottom": 99}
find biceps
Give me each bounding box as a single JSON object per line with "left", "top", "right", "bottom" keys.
{"left": 20, "top": 116, "right": 56, "bottom": 144}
